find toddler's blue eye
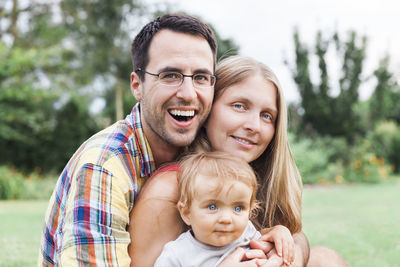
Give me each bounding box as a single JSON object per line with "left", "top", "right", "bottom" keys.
{"left": 234, "top": 206, "right": 242, "bottom": 212}
{"left": 208, "top": 204, "right": 217, "bottom": 210}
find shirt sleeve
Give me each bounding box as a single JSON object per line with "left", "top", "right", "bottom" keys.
{"left": 154, "top": 245, "right": 181, "bottom": 267}
{"left": 60, "top": 163, "right": 132, "bottom": 266}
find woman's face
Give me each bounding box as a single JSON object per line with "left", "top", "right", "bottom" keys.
{"left": 205, "top": 74, "right": 277, "bottom": 163}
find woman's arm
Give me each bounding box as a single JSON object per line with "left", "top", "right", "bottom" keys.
{"left": 128, "top": 170, "right": 185, "bottom": 267}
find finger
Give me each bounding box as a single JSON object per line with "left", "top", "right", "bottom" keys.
{"left": 275, "top": 238, "right": 283, "bottom": 257}
{"left": 265, "top": 250, "right": 284, "bottom": 266}
{"left": 249, "top": 239, "right": 274, "bottom": 254}
{"left": 225, "top": 247, "right": 247, "bottom": 262}
{"left": 266, "top": 248, "right": 274, "bottom": 259}
{"left": 283, "top": 240, "right": 289, "bottom": 266}
{"left": 244, "top": 249, "right": 267, "bottom": 260}
{"left": 289, "top": 240, "right": 295, "bottom": 264}
{"left": 255, "top": 259, "right": 269, "bottom": 267}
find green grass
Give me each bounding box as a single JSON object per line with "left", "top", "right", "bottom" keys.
{"left": 0, "top": 200, "right": 49, "bottom": 267}
{"left": 1, "top": 179, "right": 399, "bottom": 266}
{"left": 302, "top": 178, "right": 400, "bottom": 267}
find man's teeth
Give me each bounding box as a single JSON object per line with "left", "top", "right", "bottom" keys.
{"left": 170, "top": 110, "right": 195, "bottom": 117}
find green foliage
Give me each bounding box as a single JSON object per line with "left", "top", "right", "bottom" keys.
{"left": 290, "top": 134, "right": 392, "bottom": 184}
{"left": 0, "top": 40, "right": 99, "bottom": 172}
{"left": 0, "top": 42, "right": 58, "bottom": 141}
{"left": 0, "top": 166, "right": 25, "bottom": 199}
{"left": 344, "top": 141, "right": 390, "bottom": 183}
{"left": 369, "top": 56, "right": 400, "bottom": 126}
{"left": 289, "top": 30, "right": 367, "bottom": 143}
{"left": 290, "top": 135, "right": 345, "bottom": 184}
{"left": 60, "top": 0, "right": 144, "bottom": 121}
{"left": 50, "top": 96, "right": 99, "bottom": 171}
{"left": 0, "top": 166, "right": 56, "bottom": 200}
{"left": 368, "top": 121, "right": 400, "bottom": 173}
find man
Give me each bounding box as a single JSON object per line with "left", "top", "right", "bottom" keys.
{"left": 38, "top": 14, "right": 217, "bottom": 266}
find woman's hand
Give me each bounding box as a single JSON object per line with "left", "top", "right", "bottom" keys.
{"left": 218, "top": 246, "right": 286, "bottom": 267}
{"left": 259, "top": 225, "right": 295, "bottom": 265}
{"left": 218, "top": 247, "right": 268, "bottom": 267}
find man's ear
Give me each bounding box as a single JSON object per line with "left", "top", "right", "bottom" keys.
{"left": 130, "top": 72, "right": 142, "bottom": 101}
{"left": 177, "top": 202, "right": 191, "bottom": 226}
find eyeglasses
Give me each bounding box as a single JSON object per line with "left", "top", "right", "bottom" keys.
{"left": 136, "top": 68, "right": 216, "bottom": 88}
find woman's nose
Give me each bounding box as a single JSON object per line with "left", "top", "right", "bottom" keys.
{"left": 243, "top": 112, "right": 261, "bottom": 132}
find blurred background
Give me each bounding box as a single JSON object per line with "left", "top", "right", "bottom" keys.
{"left": 0, "top": 0, "right": 399, "bottom": 266}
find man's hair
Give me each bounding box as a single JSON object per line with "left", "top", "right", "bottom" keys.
{"left": 131, "top": 13, "right": 217, "bottom": 81}
{"left": 177, "top": 151, "right": 259, "bottom": 216}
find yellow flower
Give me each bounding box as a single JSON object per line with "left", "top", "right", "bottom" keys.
{"left": 354, "top": 160, "right": 362, "bottom": 169}
{"left": 378, "top": 166, "right": 388, "bottom": 179}
{"left": 317, "top": 178, "right": 329, "bottom": 185}
{"left": 369, "top": 154, "right": 377, "bottom": 165}
{"left": 335, "top": 175, "right": 344, "bottom": 184}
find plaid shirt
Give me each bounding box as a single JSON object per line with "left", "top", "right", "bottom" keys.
{"left": 38, "top": 103, "right": 155, "bottom": 266}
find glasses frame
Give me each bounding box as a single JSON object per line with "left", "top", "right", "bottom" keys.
{"left": 136, "top": 68, "right": 216, "bottom": 88}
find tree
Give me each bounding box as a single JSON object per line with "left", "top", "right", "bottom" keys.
{"left": 369, "top": 55, "right": 400, "bottom": 126}
{"left": 60, "top": 0, "right": 144, "bottom": 121}
{"left": 288, "top": 29, "right": 367, "bottom": 143}
{"left": 0, "top": 0, "right": 99, "bottom": 172}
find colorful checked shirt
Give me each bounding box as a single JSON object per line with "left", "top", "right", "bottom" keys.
{"left": 38, "top": 103, "right": 156, "bottom": 266}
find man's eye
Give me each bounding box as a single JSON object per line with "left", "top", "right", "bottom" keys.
{"left": 208, "top": 204, "right": 217, "bottom": 210}
{"left": 234, "top": 206, "right": 242, "bottom": 212}
{"left": 194, "top": 74, "right": 209, "bottom": 81}
{"left": 161, "top": 72, "right": 181, "bottom": 79}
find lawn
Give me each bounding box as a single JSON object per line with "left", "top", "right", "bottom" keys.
{"left": 302, "top": 178, "right": 400, "bottom": 266}
{"left": 1, "top": 178, "right": 399, "bottom": 266}
{"left": 0, "top": 200, "right": 49, "bottom": 266}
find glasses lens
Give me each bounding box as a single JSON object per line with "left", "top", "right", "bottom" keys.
{"left": 159, "top": 72, "right": 183, "bottom": 85}
{"left": 193, "top": 74, "right": 215, "bottom": 87}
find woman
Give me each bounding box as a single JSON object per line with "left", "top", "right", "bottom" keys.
{"left": 128, "top": 56, "right": 345, "bottom": 267}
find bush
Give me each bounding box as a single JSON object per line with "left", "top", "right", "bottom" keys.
{"left": 290, "top": 134, "right": 393, "bottom": 184}
{"left": 0, "top": 165, "right": 57, "bottom": 200}
{"left": 290, "top": 134, "right": 344, "bottom": 184}
{"left": 344, "top": 140, "right": 391, "bottom": 183}
{"left": 368, "top": 121, "right": 400, "bottom": 173}
{"left": 0, "top": 166, "right": 26, "bottom": 199}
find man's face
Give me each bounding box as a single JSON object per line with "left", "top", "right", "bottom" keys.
{"left": 132, "top": 29, "right": 214, "bottom": 150}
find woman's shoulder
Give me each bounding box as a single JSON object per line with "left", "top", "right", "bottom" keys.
{"left": 152, "top": 163, "right": 180, "bottom": 177}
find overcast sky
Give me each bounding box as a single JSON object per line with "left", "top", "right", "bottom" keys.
{"left": 145, "top": 0, "right": 400, "bottom": 103}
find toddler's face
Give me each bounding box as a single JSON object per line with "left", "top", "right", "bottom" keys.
{"left": 181, "top": 176, "right": 252, "bottom": 247}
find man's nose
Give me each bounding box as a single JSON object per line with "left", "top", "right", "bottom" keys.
{"left": 176, "top": 77, "right": 197, "bottom": 102}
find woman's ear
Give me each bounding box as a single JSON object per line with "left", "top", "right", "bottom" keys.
{"left": 131, "top": 72, "right": 142, "bottom": 101}
{"left": 177, "top": 202, "right": 191, "bottom": 226}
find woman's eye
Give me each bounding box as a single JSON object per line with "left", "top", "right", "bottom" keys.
{"left": 261, "top": 113, "right": 272, "bottom": 121}
{"left": 234, "top": 206, "right": 242, "bottom": 212}
{"left": 233, "top": 103, "right": 245, "bottom": 110}
{"left": 208, "top": 204, "right": 217, "bottom": 211}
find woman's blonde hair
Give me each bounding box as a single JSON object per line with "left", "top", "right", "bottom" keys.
{"left": 192, "top": 56, "right": 303, "bottom": 233}
{"left": 177, "top": 151, "right": 259, "bottom": 217}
